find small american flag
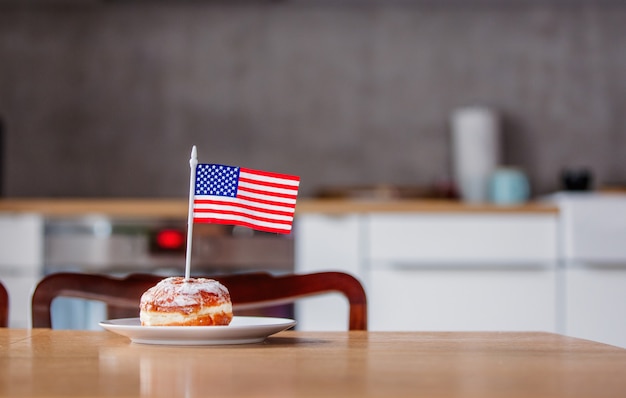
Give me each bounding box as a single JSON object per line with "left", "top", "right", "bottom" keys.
{"left": 193, "top": 163, "right": 300, "bottom": 234}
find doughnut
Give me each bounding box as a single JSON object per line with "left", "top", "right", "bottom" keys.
{"left": 139, "top": 276, "right": 233, "bottom": 326}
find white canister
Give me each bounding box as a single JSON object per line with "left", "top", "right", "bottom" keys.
{"left": 450, "top": 106, "right": 500, "bottom": 203}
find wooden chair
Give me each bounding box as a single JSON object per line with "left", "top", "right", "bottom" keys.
{"left": 31, "top": 271, "right": 368, "bottom": 330}
{"left": 0, "top": 280, "right": 8, "bottom": 327}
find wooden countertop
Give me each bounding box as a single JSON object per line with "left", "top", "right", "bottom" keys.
{"left": 0, "top": 198, "right": 189, "bottom": 219}
{"left": 1, "top": 329, "right": 625, "bottom": 398}
{"left": 295, "top": 198, "right": 558, "bottom": 214}
{"left": 0, "top": 198, "right": 558, "bottom": 218}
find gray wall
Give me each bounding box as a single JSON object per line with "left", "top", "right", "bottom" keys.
{"left": 0, "top": 2, "right": 624, "bottom": 198}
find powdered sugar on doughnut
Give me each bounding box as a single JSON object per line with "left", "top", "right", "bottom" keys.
{"left": 140, "top": 276, "right": 231, "bottom": 312}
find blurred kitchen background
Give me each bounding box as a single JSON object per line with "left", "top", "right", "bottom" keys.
{"left": 1, "top": 1, "right": 626, "bottom": 348}
{"left": 1, "top": 0, "right": 625, "bottom": 198}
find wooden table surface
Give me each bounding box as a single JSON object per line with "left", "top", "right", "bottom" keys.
{"left": 1, "top": 329, "right": 625, "bottom": 398}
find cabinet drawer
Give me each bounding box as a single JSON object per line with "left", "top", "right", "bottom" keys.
{"left": 367, "top": 268, "right": 557, "bottom": 332}
{"left": 367, "top": 214, "right": 557, "bottom": 264}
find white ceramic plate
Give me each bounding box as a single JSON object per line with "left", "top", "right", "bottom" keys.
{"left": 99, "top": 316, "right": 296, "bottom": 346}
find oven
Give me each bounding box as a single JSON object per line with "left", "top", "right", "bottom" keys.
{"left": 43, "top": 216, "right": 295, "bottom": 329}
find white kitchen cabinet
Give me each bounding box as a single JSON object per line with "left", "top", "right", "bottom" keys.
{"left": 294, "top": 210, "right": 559, "bottom": 332}
{"left": 564, "top": 264, "right": 626, "bottom": 348}
{"left": 0, "top": 213, "right": 44, "bottom": 328}
{"left": 294, "top": 213, "right": 363, "bottom": 331}
{"left": 0, "top": 214, "right": 44, "bottom": 267}
{"left": 365, "top": 213, "right": 559, "bottom": 332}
{"left": 552, "top": 193, "right": 626, "bottom": 348}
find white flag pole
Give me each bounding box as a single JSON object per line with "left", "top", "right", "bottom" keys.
{"left": 184, "top": 145, "right": 198, "bottom": 280}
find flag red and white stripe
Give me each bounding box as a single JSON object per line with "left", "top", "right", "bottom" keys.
{"left": 192, "top": 164, "right": 300, "bottom": 234}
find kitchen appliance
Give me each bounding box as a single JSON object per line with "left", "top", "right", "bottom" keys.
{"left": 44, "top": 216, "right": 295, "bottom": 329}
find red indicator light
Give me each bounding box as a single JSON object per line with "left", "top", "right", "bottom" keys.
{"left": 155, "top": 229, "right": 185, "bottom": 250}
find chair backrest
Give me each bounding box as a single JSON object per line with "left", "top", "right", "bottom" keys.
{"left": 31, "top": 271, "right": 368, "bottom": 330}
{"left": 0, "top": 281, "right": 8, "bottom": 327}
